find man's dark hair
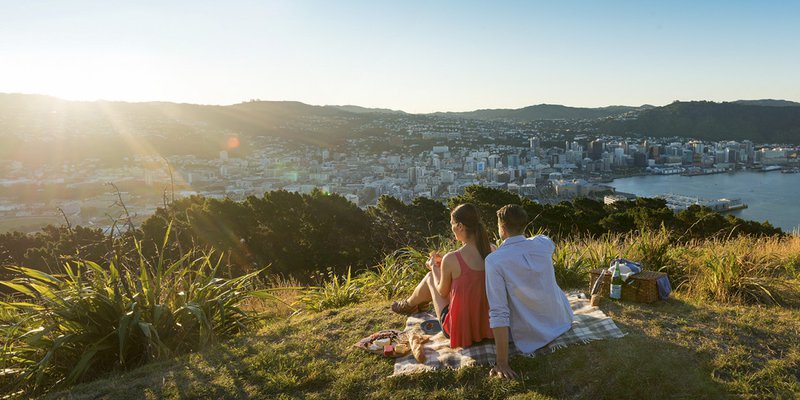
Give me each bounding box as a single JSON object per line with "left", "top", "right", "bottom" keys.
{"left": 497, "top": 204, "right": 529, "bottom": 235}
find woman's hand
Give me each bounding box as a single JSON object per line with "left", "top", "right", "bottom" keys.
{"left": 426, "top": 252, "right": 442, "bottom": 270}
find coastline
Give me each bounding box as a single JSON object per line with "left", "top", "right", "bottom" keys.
{"left": 608, "top": 169, "right": 800, "bottom": 232}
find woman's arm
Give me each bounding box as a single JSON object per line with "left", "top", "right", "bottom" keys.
{"left": 432, "top": 252, "right": 454, "bottom": 297}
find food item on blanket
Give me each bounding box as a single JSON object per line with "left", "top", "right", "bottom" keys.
{"left": 374, "top": 337, "right": 391, "bottom": 347}
{"left": 368, "top": 343, "right": 382, "bottom": 351}
{"left": 383, "top": 344, "right": 395, "bottom": 357}
{"left": 409, "top": 332, "right": 429, "bottom": 363}
{"left": 394, "top": 343, "right": 410, "bottom": 355}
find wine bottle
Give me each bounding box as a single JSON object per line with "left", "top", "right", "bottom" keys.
{"left": 609, "top": 262, "right": 623, "bottom": 300}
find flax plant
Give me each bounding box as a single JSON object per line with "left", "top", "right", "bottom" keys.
{"left": 0, "top": 223, "right": 277, "bottom": 394}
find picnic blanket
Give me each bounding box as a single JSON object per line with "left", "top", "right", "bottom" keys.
{"left": 392, "top": 293, "right": 624, "bottom": 376}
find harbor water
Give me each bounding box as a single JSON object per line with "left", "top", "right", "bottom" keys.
{"left": 611, "top": 170, "right": 800, "bottom": 233}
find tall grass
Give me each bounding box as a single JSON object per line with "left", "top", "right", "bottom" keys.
{"left": 300, "top": 267, "right": 364, "bottom": 312}
{"left": 542, "top": 230, "right": 799, "bottom": 305}
{"left": 361, "top": 247, "right": 430, "bottom": 300}
{"left": 677, "top": 236, "right": 799, "bottom": 305}
{"left": 0, "top": 227, "right": 278, "bottom": 393}
{"left": 551, "top": 240, "right": 594, "bottom": 288}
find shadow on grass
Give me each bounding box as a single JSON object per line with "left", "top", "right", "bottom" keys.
{"left": 601, "top": 295, "right": 800, "bottom": 398}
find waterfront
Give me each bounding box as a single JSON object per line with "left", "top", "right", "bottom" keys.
{"left": 611, "top": 171, "right": 800, "bottom": 233}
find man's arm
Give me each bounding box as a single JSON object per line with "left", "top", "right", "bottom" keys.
{"left": 485, "top": 257, "right": 517, "bottom": 379}
{"left": 490, "top": 326, "right": 517, "bottom": 379}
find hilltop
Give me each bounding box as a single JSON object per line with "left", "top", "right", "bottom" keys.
{"left": 1, "top": 186, "right": 798, "bottom": 398}
{"left": 45, "top": 287, "right": 800, "bottom": 399}
{"left": 436, "top": 104, "right": 648, "bottom": 121}
{"left": 601, "top": 100, "right": 800, "bottom": 143}
{"left": 3, "top": 93, "right": 800, "bottom": 167}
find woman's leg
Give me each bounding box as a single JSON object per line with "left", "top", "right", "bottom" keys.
{"left": 406, "top": 273, "right": 433, "bottom": 306}
{"left": 425, "top": 268, "right": 450, "bottom": 319}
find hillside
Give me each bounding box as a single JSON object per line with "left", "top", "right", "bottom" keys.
{"left": 326, "top": 105, "right": 407, "bottom": 114}
{"left": 601, "top": 101, "right": 800, "bottom": 143}
{"left": 437, "top": 104, "right": 645, "bottom": 121}
{"left": 45, "top": 293, "right": 799, "bottom": 399}
{"left": 1, "top": 189, "right": 798, "bottom": 398}
{"left": 733, "top": 99, "right": 800, "bottom": 107}
{"left": 0, "top": 94, "right": 368, "bottom": 164}
{"left": 4, "top": 94, "right": 800, "bottom": 167}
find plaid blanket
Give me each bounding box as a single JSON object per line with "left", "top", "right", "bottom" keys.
{"left": 392, "top": 293, "right": 624, "bottom": 375}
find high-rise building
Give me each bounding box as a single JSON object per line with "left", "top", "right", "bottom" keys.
{"left": 529, "top": 137, "right": 541, "bottom": 154}
{"left": 488, "top": 155, "right": 500, "bottom": 169}
{"left": 590, "top": 140, "right": 605, "bottom": 160}
{"left": 507, "top": 154, "right": 520, "bottom": 168}
{"left": 407, "top": 167, "right": 417, "bottom": 184}
{"left": 742, "top": 140, "right": 754, "bottom": 164}
{"left": 633, "top": 152, "right": 647, "bottom": 167}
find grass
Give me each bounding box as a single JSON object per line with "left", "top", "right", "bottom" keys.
{"left": 43, "top": 291, "right": 800, "bottom": 399}
{"left": 552, "top": 231, "right": 800, "bottom": 307}
{"left": 361, "top": 247, "right": 430, "bottom": 300}
{"left": 6, "top": 232, "right": 800, "bottom": 398}
{"left": 299, "top": 267, "right": 364, "bottom": 312}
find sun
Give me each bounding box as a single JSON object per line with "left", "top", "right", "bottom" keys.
{"left": 8, "top": 52, "right": 161, "bottom": 103}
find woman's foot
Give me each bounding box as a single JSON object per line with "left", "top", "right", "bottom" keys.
{"left": 391, "top": 300, "right": 420, "bottom": 315}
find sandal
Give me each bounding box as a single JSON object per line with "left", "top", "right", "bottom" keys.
{"left": 391, "top": 300, "right": 419, "bottom": 315}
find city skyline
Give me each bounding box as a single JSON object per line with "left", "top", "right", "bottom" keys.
{"left": 1, "top": 1, "right": 799, "bottom": 113}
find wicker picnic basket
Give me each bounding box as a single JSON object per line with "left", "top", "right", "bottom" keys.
{"left": 589, "top": 268, "right": 666, "bottom": 303}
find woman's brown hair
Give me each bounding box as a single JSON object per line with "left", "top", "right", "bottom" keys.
{"left": 451, "top": 203, "right": 492, "bottom": 259}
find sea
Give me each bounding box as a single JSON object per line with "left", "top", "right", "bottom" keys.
{"left": 611, "top": 170, "right": 800, "bottom": 233}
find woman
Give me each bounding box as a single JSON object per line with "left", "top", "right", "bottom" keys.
{"left": 391, "top": 203, "right": 494, "bottom": 348}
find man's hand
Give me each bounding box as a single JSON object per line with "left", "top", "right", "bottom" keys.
{"left": 490, "top": 327, "right": 515, "bottom": 379}
{"left": 490, "top": 363, "right": 518, "bottom": 379}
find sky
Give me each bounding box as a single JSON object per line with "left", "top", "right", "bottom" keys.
{"left": 1, "top": 0, "right": 798, "bottom": 113}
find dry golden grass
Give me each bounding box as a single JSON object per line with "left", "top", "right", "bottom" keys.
{"left": 240, "top": 275, "right": 303, "bottom": 319}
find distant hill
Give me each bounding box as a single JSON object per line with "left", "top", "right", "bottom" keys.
{"left": 0, "top": 94, "right": 366, "bottom": 165}
{"left": 601, "top": 101, "right": 800, "bottom": 143}
{"left": 436, "top": 104, "right": 649, "bottom": 121}
{"left": 733, "top": 99, "right": 800, "bottom": 107}
{"left": 4, "top": 93, "right": 800, "bottom": 166}
{"left": 326, "top": 105, "right": 406, "bottom": 114}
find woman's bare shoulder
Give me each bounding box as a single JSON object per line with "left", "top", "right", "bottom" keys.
{"left": 441, "top": 251, "right": 458, "bottom": 263}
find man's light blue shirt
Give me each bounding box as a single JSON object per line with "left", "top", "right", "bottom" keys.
{"left": 485, "top": 234, "right": 573, "bottom": 353}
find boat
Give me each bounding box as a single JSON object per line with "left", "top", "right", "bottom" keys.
{"left": 761, "top": 165, "right": 782, "bottom": 172}
{"left": 781, "top": 167, "right": 800, "bottom": 174}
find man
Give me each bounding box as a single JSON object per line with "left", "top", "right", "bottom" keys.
{"left": 485, "top": 204, "right": 574, "bottom": 379}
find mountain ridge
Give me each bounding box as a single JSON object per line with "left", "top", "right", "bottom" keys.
{"left": 2, "top": 93, "right": 800, "bottom": 148}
